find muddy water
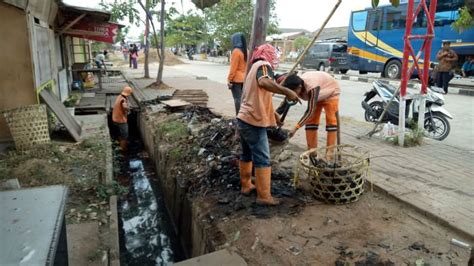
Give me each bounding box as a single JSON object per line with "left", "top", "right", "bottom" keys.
{"left": 114, "top": 138, "right": 184, "bottom": 265}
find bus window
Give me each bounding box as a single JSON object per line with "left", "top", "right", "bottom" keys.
{"left": 435, "top": 0, "right": 463, "bottom": 26}
{"left": 352, "top": 11, "right": 368, "bottom": 31}
{"left": 381, "top": 6, "right": 407, "bottom": 30}
{"left": 368, "top": 10, "right": 381, "bottom": 31}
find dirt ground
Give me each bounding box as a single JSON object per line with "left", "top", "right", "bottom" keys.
{"left": 148, "top": 106, "right": 471, "bottom": 266}
{"left": 0, "top": 127, "right": 124, "bottom": 264}
{"left": 109, "top": 49, "right": 183, "bottom": 67}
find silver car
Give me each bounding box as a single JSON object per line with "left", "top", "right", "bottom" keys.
{"left": 301, "top": 41, "right": 349, "bottom": 74}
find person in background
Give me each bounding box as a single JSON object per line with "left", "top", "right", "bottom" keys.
{"left": 237, "top": 44, "right": 299, "bottom": 206}
{"left": 113, "top": 86, "right": 133, "bottom": 151}
{"left": 227, "top": 32, "right": 248, "bottom": 115}
{"left": 95, "top": 50, "right": 107, "bottom": 68}
{"left": 129, "top": 44, "right": 133, "bottom": 68}
{"left": 436, "top": 41, "right": 458, "bottom": 94}
{"left": 130, "top": 44, "right": 138, "bottom": 69}
{"left": 122, "top": 45, "right": 129, "bottom": 61}
{"left": 462, "top": 56, "right": 474, "bottom": 77}
{"left": 283, "top": 71, "right": 340, "bottom": 161}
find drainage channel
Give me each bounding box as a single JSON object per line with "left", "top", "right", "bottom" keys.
{"left": 109, "top": 112, "right": 185, "bottom": 265}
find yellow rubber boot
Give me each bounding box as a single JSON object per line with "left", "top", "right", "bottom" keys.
{"left": 239, "top": 161, "right": 255, "bottom": 195}
{"left": 326, "top": 131, "right": 337, "bottom": 161}
{"left": 255, "top": 167, "right": 280, "bottom": 206}
{"left": 305, "top": 130, "right": 318, "bottom": 150}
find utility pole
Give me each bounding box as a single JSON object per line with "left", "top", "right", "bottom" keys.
{"left": 247, "top": 0, "right": 270, "bottom": 70}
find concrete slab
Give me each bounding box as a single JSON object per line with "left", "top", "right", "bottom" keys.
{"left": 75, "top": 114, "right": 108, "bottom": 139}
{"left": 67, "top": 222, "right": 105, "bottom": 266}
{"left": 40, "top": 89, "right": 82, "bottom": 141}
{"left": 175, "top": 249, "right": 247, "bottom": 266}
{"left": 108, "top": 196, "right": 120, "bottom": 263}
{"left": 0, "top": 185, "right": 68, "bottom": 265}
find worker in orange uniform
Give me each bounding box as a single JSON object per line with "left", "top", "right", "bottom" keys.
{"left": 283, "top": 71, "right": 340, "bottom": 160}
{"left": 112, "top": 86, "right": 133, "bottom": 151}
{"left": 227, "top": 32, "right": 248, "bottom": 115}
{"left": 237, "top": 44, "right": 300, "bottom": 206}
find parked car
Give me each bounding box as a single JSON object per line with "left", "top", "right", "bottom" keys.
{"left": 301, "top": 40, "right": 349, "bottom": 74}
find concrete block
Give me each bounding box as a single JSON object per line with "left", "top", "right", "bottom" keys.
{"left": 109, "top": 196, "right": 120, "bottom": 263}
{"left": 175, "top": 249, "right": 247, "bottom": 266}
{"left": 0, "top": 178, "right": 20, "bottom": 190}
{"left": 67, "top": 222, "right": 105, "bottom": 266}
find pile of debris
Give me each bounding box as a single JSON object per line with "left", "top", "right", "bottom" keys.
{"left": 163, "top": 106, "right": 304, "bottom": 218}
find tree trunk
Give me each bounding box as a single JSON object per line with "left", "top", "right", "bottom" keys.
{"left": 156, "top": 0, "right": 166, "bottom": 84}
{"left": 144, "top": 0, "right": 150, "bottom": 78}
{"left": 247, "top": 0, "right": 271, "bottom": 72}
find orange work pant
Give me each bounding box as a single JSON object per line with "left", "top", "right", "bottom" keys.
{"left": 304, "top": 97, "right": 339, "bottom": 154}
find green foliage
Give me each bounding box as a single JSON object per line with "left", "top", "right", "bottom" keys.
{"left": 157, "top": 120, "right": 188, "bottom": 142}
{"left": 203, "top": 0, "right": 279, "bottom": 50}
{"left": 97, "top": 180, "right": 128, "bottom": 200}
{"left": 372, "top": 0, "right": 399, "bottom": 8}
{"left": 165, "top": 11, "right": 208, "bottom": 47}
{"left": 99, "top": 0, "right": 160, "bottom": 42}
{"left": 169, "top": 147, "right": 182, "bottom": 161}
{"left": 191, "top": 0, "right": 220, "bottom": 9}
{"left": 452, "top": 6, "right": 474, "bottom": 33}
{"left": 371, "top": 0, "right": 379, "bottom": 8}
{"left": 63, "top": 95, "right": 78, "bottom": 107}
{"left": 99, "top": 0, "right": 141, "bottom": 26}
{"left": 91, "top": 41, "right": 109, "bottom": 52}
{"left": 293, "top": 36, "right": 311, "bottom": 50}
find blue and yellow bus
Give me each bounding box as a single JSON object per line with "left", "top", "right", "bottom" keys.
{"left": 347, "top": 0, "right": 474, "bottom": 79}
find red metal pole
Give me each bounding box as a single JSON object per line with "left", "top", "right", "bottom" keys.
{"left": 421, "top": 0, "right": 437, "bottom": 94}
{"left": 400, "top": 0, "right": 415, "bottom": 97}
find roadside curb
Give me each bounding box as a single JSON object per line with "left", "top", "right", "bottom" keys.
{"left": 333, "top": 74, "right": 474, "bottom": 96}
{"left": 109, "top": 195, "right": 120, "bottom": 266}
{"left": 188, "top": 58, "right": 474, "bottom": 96}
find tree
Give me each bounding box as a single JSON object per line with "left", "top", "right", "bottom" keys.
{"left": 293, "top": 36, "right": 311, "bottom": 51}
{"left": 453, "top": 6, "right": 474, "bottom": 32}
{"left": 100, "top": 0, "right": 158, "bottom": 78}
{"left": 100, "top": 0, "right": 168, "bottom": 83}
{"left": 203, "top": 0, "right": 279, "bottom": 50}
{"left": 165, "top": 11, "right": 208, "bottom": 47}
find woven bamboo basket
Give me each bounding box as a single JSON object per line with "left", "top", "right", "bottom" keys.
{"left": 297, "top": 145, "right": 370, "bottom": 204}
{"left": 3, "top": 104, "right": 50, "bottom": 150}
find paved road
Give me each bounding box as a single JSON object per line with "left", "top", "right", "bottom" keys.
{"left": 165, "top": 60, "right": 474, "bottom": 151}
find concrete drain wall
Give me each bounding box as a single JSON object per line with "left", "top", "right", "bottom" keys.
{"left": 138, "top": 112, "right": 216, "bottom": 258}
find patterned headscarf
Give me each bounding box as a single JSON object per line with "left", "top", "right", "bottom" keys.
{"left": 250, "top": 44, "right": 279, "bottom": 69}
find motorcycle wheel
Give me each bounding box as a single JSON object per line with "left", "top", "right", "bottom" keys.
{"left": 424, "top": 112, "right": 450, "bottom": 141}
{"left": 364, "top": 101, "right": 384, "bottom": 122}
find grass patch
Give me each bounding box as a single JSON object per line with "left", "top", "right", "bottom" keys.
{"left": 169, "top": 147, "right": 182, "bottom": 161}
{"left": 387, "top": 121, "right": 424, "bottom": 147}
{"left": 97, "top": 180, "right": 128, "bottom": 201}
{"left": 157, "top": 120, "right": 188, "bottom": 143}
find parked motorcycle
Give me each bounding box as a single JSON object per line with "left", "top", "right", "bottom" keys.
{"left": 362, "top": 80, "right": 452, "bottom": 141}
{"left": 186, "top": 48, "right": 194, "bottom": 60}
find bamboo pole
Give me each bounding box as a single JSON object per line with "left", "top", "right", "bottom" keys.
{"left": 283, "top": 0, "right": 342, "bottom": 78}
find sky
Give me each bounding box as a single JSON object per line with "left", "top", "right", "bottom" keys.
{"left": 63, "top": 0, "right": 394, "bottom": 37}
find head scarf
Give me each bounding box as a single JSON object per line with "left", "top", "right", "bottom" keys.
{"left": 231, "top": 32, "right": 247, "bottom": 61}
{"left": 250, "top": 43, "right": 279, "bottom": 69}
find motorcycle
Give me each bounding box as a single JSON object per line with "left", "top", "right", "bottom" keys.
{"left": 186, "top": 48, "right": 194, "bottom": 60}
{"left": 362, "top": 80, "right": 452, "bottom": 141}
